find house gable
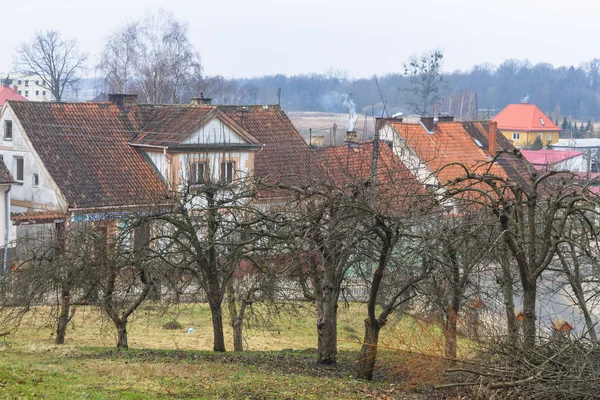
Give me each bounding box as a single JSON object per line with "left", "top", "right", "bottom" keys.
{"left": 0, "top": 103, "right": 69, "bottom": 213}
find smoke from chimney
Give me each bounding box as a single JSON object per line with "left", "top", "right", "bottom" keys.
{"left": 344, "top": 94, "right": 357, "bottom": 131}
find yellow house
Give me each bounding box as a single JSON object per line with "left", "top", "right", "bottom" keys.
{"left": 492, "top": 103, "right": 561, "bottom": 148}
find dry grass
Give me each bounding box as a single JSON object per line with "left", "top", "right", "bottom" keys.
{"left": 0, "top": 303, "right": 474, "bottom": 399}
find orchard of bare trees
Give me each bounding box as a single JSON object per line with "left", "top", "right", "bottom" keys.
{"left": 2, "top": 135, "right": 600, "bottom": 398}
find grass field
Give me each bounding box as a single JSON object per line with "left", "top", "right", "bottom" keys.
{"left": 0, "top": 303, "right": 470, "bottom": 399}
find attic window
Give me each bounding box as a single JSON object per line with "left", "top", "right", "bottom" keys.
{"left": 33, "top": 173, "right": 39, "bottom": 187}
{"left": 539, "top": 118, "right": 545, "bottom": 126}
{"left": 13, "top": 157, "right": 23, "bottom": 182}
{"left": 4, "top": 120, "right": 12, "bottom": 140}
{"left": 473, "top": 139, "right": 483, "bottom": 148}
{"left": 220, "top": 161, "right": 235, "bottom": 184}
{"left": 190, "top": 161, "right": 208, "bottom": 184}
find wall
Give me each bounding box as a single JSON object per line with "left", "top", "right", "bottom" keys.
{"left": 0, "top": 105, "right": 65, "bottom": 214}
{"left": 500, "top": 130, "right": 560, "bottom": 148}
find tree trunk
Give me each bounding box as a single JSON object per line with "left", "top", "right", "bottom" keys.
{"left": 56, "top": 287, "right": 71, "bottom": 345}
{"left": 316, "top": 285, "right": 339, "bottom": 364}
{"left": 226, "top": 279, "right": 244, "bottom": 352}
{"left": 232, "top": 320, "right": 243, "bottom": 352}
{"left": 116, "top": 319, "right": 128, "bottom": 349}
{"left": 356, "top": 317, "right": 380, "bottom": 380}
{"left": 209, "top": 300, "right": 226, "bottom": 352}
{"left": 444, "top": 307, "right": 458, "bottom": 359}
{"left": 500, "top": 260, "right": 519, "bottom": 346}
{"left": 522, "top": 280, "right": 537, "bottom": 349}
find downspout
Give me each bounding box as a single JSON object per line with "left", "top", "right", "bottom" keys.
{"left": 2, "top": 184, "right": 11, "bottom": 279}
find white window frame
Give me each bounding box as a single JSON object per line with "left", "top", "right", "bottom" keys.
{"left": 33, "top": 173, "right": 39, "bottom": 187}
{"left": 512, "top": 132, "right": 520, "bottom": 140}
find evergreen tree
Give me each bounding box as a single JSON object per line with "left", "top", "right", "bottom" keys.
{"left": 530, "top": 135, "right": 544, "bottom": 150}
{"left": 561, "top": 117, "right": 568, "bottom": 131}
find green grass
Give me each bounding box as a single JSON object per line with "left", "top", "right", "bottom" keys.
{"left": 0, "top": 303, "right": 469, "bottom": 398}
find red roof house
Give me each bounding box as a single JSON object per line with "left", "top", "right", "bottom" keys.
{"left": 492, "top": 103, "right": 561, "bottom": 148}
{"left": 0, "top": 84, "right": 27, "bottom": 106}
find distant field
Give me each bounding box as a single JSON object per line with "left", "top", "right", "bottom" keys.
{"left": 0, "top": 303, "right": 474, "bottom": 399}
{"left": 288, "top": 112, "right": 376, "bottom": 146}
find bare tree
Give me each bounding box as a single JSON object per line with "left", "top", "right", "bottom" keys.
{"left": 446, "top": 160, "right": 598, "bottom": 349}
{"left": 402, "top": 50, "right": 445, "bottom": 116}
{"left": 15, "top": 30, "right": 87, "bottom": 101}
{"left": 97, "top": 11, "right": 201, "bottom": 103}
{"left": 417, "top": 212, "right": 490, "bottom": 359}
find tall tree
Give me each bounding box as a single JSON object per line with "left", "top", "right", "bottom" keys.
{"left": 402, "top": 50, "right": 445, "bottom": 116}
{"left": 98, "top": 11, "right": 201, "bottom": 103}
{"left": 15, "top": 30, "right": 87, "bottom": 101}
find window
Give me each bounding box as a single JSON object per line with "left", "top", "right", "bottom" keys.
{"left": 220, "top": 161, "right": 235, "bottom": 184}
{"left": 4, "top": 120, "right": 12, "bottom": 140}
{"left": 24, "top": 91, "right": 28, "bottom": 97}
{"left": 35, "top": 91, "right": 39, "bottom": 96}
{"left": 539, "top": 117, "right": 545, "bottom": 126}
{"left": 42, "top": 91, "right": 46, "bottom": 96}
{"left": 33, "top": 173, "right": 39, "bottom": 187}
{"left": 17, "top": 80, "right": 21, "bottom": 85}
{"left": 17, "top": 90, "right": 21, "bottom": 95}
{"left": 35, "top": 80, "right": 39, "bottom": 85}
{"left": 13, "top": 157, "right": 23, "bottom": 182}
{"left": 547, "top": 133, "right": 552, "bottom": 141}
{"left": 512, "top": 132, "right": 520, "bottom": 140}
{"left": 24, "top": 80, "right": 28, "bottom": 87}
{"left": 190, "top": 161, "right": 208, "bottom": 184}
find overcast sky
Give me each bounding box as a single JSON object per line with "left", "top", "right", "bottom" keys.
{"left": 2, "top": 0, "right": 598, "bottom": 78}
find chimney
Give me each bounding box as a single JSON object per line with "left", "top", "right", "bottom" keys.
{"left": 311, "top": 135, "right": 325, "bottom": 147}
{"left": 12, "top": 86, "right": 17, "bottom": 93}
{"left": 375, "top": 116, "right": 403, "bottom": 132}
{"left": 420, "top": 116, "right": 435, "bottom": 133}
{"left": 437, "top": 113, "right": 454, "bottom": 122}
{"left": 488, "top": 121, "right": 498, "bottom": 156}
{"left": 191, "top": 92, "right": 212, "bottom": 105}
{"left": 107, "top": 93, "right": 138, "bottom": 106}
{"left": 345, "top": 130, "right": 358, "bottom": 144}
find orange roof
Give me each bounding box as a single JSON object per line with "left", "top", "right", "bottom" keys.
{"left": 389, "top": 121, "right": 507, "bottom": 185}
{"left": 0, "top": 85, "right": 27, "bottom": 106}
{"left": 492, "top": 103, "right": 561, "bottom": 132}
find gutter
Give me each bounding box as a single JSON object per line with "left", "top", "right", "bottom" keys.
{"left": 2, "top": 184, "right": 10, "bottom": 280}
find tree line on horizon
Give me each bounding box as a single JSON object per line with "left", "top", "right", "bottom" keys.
{"left": 12, "top": 10, "right": 600, "bottom": 121}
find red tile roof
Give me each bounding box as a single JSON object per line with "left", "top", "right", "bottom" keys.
{"left": 7, "top": 101, "right": 169, "bottom": 210}
{"left": 492, "top": 103, "right": 561, "bottom": 132}
{"left": 0, "top": 85, "right": 27, "bottom": 106}
{"left": 7, "top": 101, "right": 317, "bottom": 208}
{"left": 316, "top": 142, "right": 431, "bottom": 215}
{"left": 389, "top": 120, "right": 534, "bottom": 192}
{"left": 0, "top": 158, "right": 14, "bottom": 184}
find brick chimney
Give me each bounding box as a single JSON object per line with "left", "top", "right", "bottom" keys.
{"left": 488, "top": 121, "right": 498, "bottom": 156}
{"left": 191, "top": 92, "right": 212, "bottom": 105}
{"left": 108, "top": 93, "right": 138, "bottom": 106}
